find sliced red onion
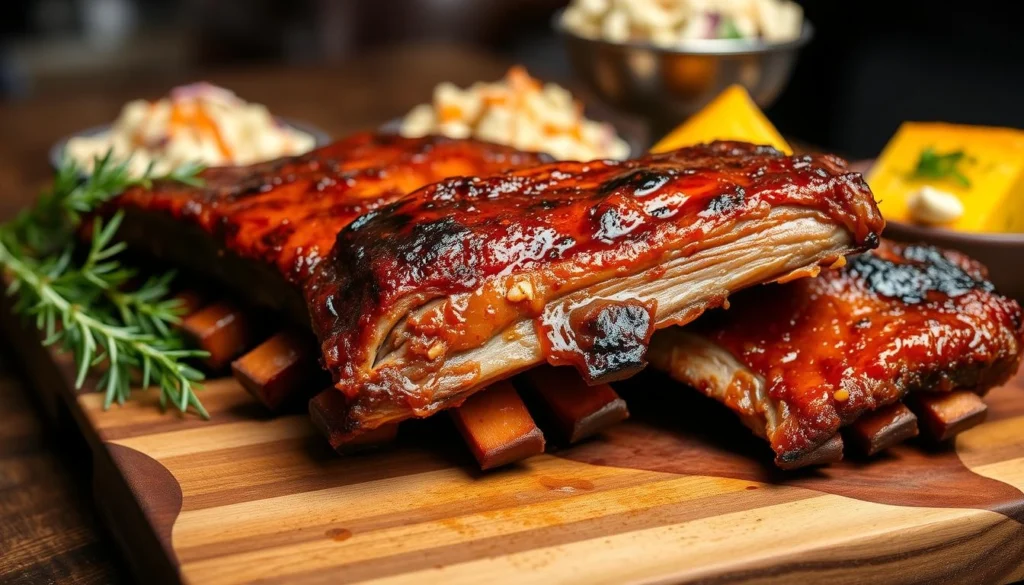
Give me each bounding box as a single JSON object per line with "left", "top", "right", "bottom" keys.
{"left": 706, "top": 12, "right": 721, "bottom": 39}
{"left": 170, "top": 82, "right": 240, "bottom": 105}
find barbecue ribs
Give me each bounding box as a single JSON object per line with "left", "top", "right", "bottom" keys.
{"left": 306, "top": 142, "right": 884, "bottom": 444}
{"left": 111, "top": 132, "right": 551, "bottom": 324}
{"left": 649, "top": 239, "right": 1024, "bottom": 468}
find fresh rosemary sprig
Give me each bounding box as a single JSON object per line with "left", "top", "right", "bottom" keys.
{"left": 7, "top": 152, "right": 204, "bottom": 257}
{"left": 0, "top": 152, "right": 210, "bottom": 416}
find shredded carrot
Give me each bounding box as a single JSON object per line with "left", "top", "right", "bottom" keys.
{"left": 438, "top": 104, "right": 464, "bottom": 123}
{"left": 169, "top": 101, "right": 233, "bottom": 160}
{"left": 505, "top": 65, "right": 540, "bottom": 94}
{"left": 482, "top": 93, "right": 507, "bottom": 107}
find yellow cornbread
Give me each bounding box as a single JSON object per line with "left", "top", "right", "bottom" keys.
{"left": 868, "top": 122, "right": 1024, "bottom": 233}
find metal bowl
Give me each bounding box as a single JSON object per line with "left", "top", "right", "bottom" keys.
{"left": 49, "top": 118, "right": 332, "bottom": 172}
{"left": 555, "top": 10, "right": 813, "bottom": 135}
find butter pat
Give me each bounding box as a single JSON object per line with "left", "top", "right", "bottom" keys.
{"left": 869, "top": 122, "right": 1024, "bottom": 233}
{"left": 907, "top": 186, "right": 964, "bottom": 225}
{"left": 651, "top": 85, "right": 792, "bottom": 154}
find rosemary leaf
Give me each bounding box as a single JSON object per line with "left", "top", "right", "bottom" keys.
{"left": 0, "top": 152, "right": 210, "bottom": 417}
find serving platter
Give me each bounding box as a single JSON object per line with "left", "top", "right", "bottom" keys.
{"left": 4, "top": 293, "right": 1024, "bottom": 585}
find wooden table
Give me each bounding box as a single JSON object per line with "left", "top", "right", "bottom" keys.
{"left": 0, "top": 43, "right": 512, "bottom": 585}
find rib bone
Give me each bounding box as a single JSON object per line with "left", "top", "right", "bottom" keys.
{"left": 515, "top": 365, "right": 628, "bottom": 443}
{"left": 449, "top": 381, "right": 546, "bottom": 470}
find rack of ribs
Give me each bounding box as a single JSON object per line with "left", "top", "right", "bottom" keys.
{"left": 649, "top": 239, "right": 1024, "bottom": 469}
{"left": 113, "top": 132, "right": 613, "bottom": 464}
{"left": 305, "top": 142, "right": 884, "bottom": 447}
{"left": 113, "top": 132, "right": 550, "bottom": 409}
{"left": 107, "top": 136, "right": 885, "bottom": 461}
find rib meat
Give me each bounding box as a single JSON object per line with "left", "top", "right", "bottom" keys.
{"left": 649, "top": 239, "right": 1024, "bottom": 468}
{"left": 307, "top": 142, "right": 884, "bottom": 442}
{"left": 111, "top": 132, "right": 550, "bottom": 325}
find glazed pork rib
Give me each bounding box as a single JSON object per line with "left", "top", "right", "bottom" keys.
{"left": 307, "top": 142, "right": 885, "bottom": 446}
{"left": 649, "top": 240, "right": 1024, "bottom": 468}
{"left": 111, "top": 132, "right": 551, "bottom": 325}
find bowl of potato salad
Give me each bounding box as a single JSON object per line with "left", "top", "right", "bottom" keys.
{"left": 396, "top": 67, "right": 633, "bottom": 161}
{"left": 556, "top": 0, "right": 812, "bottom": 131}
{"left": 54, "top": 83, "right": 327, "bottom": 176}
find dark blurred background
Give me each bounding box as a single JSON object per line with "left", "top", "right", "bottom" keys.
{"left": 1, "top": 0, "right": 1022, "bottom": 158}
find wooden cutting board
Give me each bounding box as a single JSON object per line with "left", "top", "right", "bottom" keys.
{"left": 5, "top": 307, "right": 1024, "bottom": 585}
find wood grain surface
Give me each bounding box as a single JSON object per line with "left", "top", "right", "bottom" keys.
{"left": 4, "top": 297, "right": 1024, "bottom": 584}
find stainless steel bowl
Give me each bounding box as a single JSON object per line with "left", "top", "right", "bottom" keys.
{"left": 556, "top": 10, "right": 813, "bottom": 136}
